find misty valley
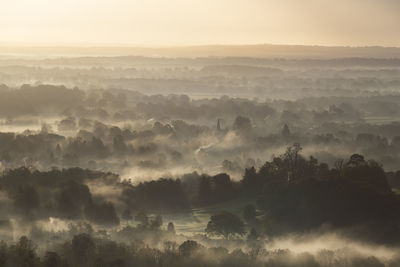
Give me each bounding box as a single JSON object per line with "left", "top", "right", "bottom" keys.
{"left": 0, "top": 53, "right": 400, "bottom": 267}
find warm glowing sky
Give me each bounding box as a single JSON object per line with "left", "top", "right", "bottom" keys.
{"left": 1, "top": 0, "right": 399, "bottom": 46}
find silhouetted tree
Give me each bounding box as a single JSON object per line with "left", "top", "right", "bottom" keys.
{"left": 243, "top": 204, "right": 257, "bottom": 222}
{"left": 167, "top": 222, "right": 176, "bottom": 234}
{"left": 43, "top": 251, "right": 67, "bottom": 267}
{"left": 121, "top": 207, "right": 133, "bottom": 220}
{"left": 212, "top": 173, "right": 234, "bottom": 202}
{"left": 9, "top": 236, "right": 40, "bottom": 267}
{"left": 281, "top": 124, "right": 291, "bottom": 138}
{"left": 14, "top": 185, "right": 40, "bottom": 214}
{"left": 179, "top": 240, "right": 202, "bottom": 257}
{"left": 84, "top": 201, "right": 120, "bottom": 226}
{"left": 282, "top": 143, "right": 303, "bottom": 180}
{"left": 72, "top": 234, "right": 95, "bottom": 267}
{"left": 206, "top": 211, "right": 245, "bottom": 239}
{"left": 150, "top": 214, "right": 163, "bottom": 230}
{"left": 247, "top": 228, "right": 259, "bottom": 241}
{"left": 232, "top": 116, "right": 252, "bottom": 134}
{"left": 242, "top": 167, "right": 260, "bottom": 193}
{"left": 347, "top": 154, "right": 365, "bottom": 166}
{"left": 135, "top": 210, "right": 149, "bottom": 228}
{"left": 197, "top": 176, "right": 212, "bottom": 205}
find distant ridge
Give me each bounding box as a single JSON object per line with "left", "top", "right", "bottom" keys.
{"left": 1, "top": 44, "right": 400, "bottom": 59}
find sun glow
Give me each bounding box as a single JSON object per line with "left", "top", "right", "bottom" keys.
{"left": 0, "top": 0, "right": 399, "bottom": 46}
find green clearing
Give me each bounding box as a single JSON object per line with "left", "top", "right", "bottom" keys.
{"left": 158, "top": 196, "right": 259, "bottom": 235}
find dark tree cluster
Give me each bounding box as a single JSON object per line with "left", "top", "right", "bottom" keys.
{"left": 238, "top": 146, "right": 399, "bottom": 243}
{"left": 0, "top": 235, "right": 395, "bottom": 267}
{"left": 0, "top": 143, "right": 400, "bottom": 245}
{"left": 0, "top": 167, "right": 120, "bottom": 225}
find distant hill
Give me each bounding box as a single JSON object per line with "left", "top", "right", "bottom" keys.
{"left": 1, "top": 44, "right": 400, "bottom": 59}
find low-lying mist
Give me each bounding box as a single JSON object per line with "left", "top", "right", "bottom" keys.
{"left": 0, "top": 54, "right": 400, "bottom": 266}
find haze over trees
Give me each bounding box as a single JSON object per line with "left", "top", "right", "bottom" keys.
{"left": 0, "top": 46, "right": 399, "bottom": 266}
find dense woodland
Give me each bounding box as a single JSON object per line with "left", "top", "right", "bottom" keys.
{"left": 0, "top": 55, "right": 399, "bottom": 266}
{"left": 0, "top": 150, "right": 399, "bottom": 266}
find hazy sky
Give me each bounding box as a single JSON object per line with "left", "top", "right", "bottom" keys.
{"left": 1, "top": 0, "right": 399, "bottom": 46}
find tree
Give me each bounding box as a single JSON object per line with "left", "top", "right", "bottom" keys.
{"left": 197, "top": 176, "right": 212, "bottom": 205}
{"left": 179, "top": 240, "right": 202, "bottom": 257}
{"left": 232, "top": 116, "right": 252, "bottom": 134}
{"left": 247, "top": 228, "right": 259, "bottom": 241}
{"left": 11, "top": 236, "right": 40, "bottom": 267}
{"left": 135, "top": 210, "right": 149, "bottom": 228}
{"left": 167, "top": 222, "right": 175, "bottom": 234}
{"left": 205, "top": 211, "right": 245, "bottom": 239}
{"left": 243, "top": 204, "right": 256, "bottom": 222}
{"left": 121, "top": 207, "right": 133, "bottom": 220}
{"left": 281, "top": 124, "right": 291, "bottom": 138}
{"left": 84, "top": 201, "right": 120, "bottom": 226}
{"left": 43, "top": 251, "right": 66, "bottom": 267}
{"left": 343, "top": 158, "right": 391, "bottom": 194}
{"left": 57, "top": 181, "right": 91, "bottom": 219}
{"left": 14, "top": 185, "right": 40, "bottom": 214}
{"left": 113, "top": 135, "right": 127, "bottom": 152}
{"left": 242, "top": 167, "right": 260, "bottom": 193}
{"left": 150, "top": 214, "right": 163, "bottom": 230}
{"left": 0, "top": 241, "right": 6, "bottom": 267}
{"left": 282, "top": 143, "right": 303, "bottom": 180}
{"left": 334, "top": 159, "right": 345, "bottom": 177}
{"left": 212, "top": 173, "right": 234, "bottom": 202}
{"left": 72, "top": 234, "right": 95, "bottom": 267}
{"left": 347, "top": 154, "right": 365, "bottom": 166}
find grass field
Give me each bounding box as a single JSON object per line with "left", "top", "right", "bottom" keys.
{"left": 155, "top": 196, "right": 259, "bottom": 235}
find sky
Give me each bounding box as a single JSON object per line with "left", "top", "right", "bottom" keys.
{"left": 1, "top": 0, "right": 399, "bottom": 47}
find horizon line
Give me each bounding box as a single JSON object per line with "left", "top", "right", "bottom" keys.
{"left": 1, "top": 43, "right": 400, "bottom": 49}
